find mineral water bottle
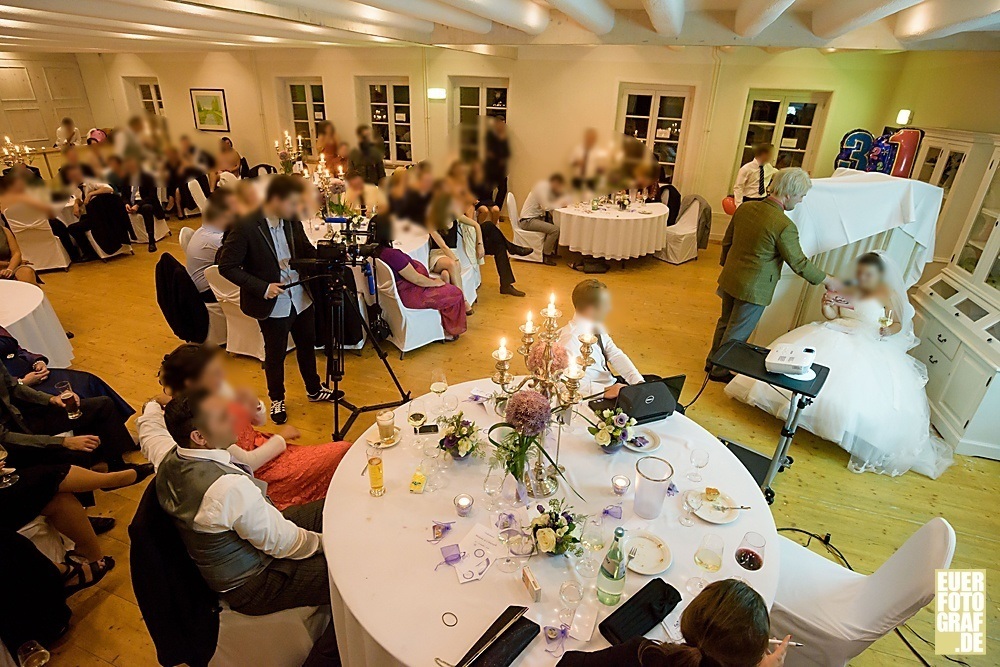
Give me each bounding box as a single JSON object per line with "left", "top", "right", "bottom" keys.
{"left": 596, "top": 527, "right": 627, "bottom": 605}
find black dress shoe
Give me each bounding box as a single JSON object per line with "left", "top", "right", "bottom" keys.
{"left": 88, "top": 516, "right": 116, "bottom": 535}
{"left": 147, "top": 241, "right": 157, "bottom": 253}
{"left": 509, "top": 244, "right": 533, "bottom": 257}
{"left": 123, "top": 462, "right": 155, "bottom": 485}
{"left": 500, "top": 285, "right": 525, "bottom": 297}
{"left": 542, "top": 256, "right": 557, "bottom": 266}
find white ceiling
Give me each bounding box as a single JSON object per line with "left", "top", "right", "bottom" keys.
{"left": 1, "top": 0, "right": 999, "bottom": 53}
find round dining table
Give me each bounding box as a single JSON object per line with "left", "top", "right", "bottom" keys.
{"left": 0, "top": 281, "right": 74, "bottom": 368}
{"left": 322, "top": 379, "right": 778, "bottom": 667}
{"left": 554, "top": 202, "right": 670, "bottom": 261}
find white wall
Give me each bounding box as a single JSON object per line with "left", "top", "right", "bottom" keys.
{"left": 0, "top": 52, "right": 94, "bottom": 148}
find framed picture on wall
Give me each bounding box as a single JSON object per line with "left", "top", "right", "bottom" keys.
{"left": 189, "top": 88, "right": 229, "bottom": 132}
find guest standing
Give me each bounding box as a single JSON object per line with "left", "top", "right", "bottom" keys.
{"left": 484, "top": 117, "right": 510, "bottom": 209}
{"left": 316, "top": 121, "right": 346, "bottom": 174}
{"left": 518, "top": 173, "right": 568, "bottom": 265}
{"left": 343, "top": 170, "right": 387, "bottom": 216}
{"left": 348, "top": 125, "right": 386, "bottom": 185}
{"left": 569, "top": 128, "right": 608, "bottom": 190}
{"left": 217, "top": 175, "right": 335, "bottom": 424}
{"left": 733, "top": 143, "right": 776, "bottom": 206}
{"left": 707, "top": 167, "right": 841, "bottom": 381}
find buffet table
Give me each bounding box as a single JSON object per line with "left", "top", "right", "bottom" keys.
{"left": 554, "top": 202, "right": 670, "bottom": 261}
{"left": 0, "top": 282, "right": 74, "bottom": 368}
{"left": 322, "top": 379, "right": 778, "bottom": 666}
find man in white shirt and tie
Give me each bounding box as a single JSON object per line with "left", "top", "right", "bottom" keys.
{"left": 569, "top": 127, "right": 608, "bottom": 190}
{"left": 558, "top": 279, "right": 656, "bottom": 399}
{"left": 732, "top": 143, "right": 775, "bottom": 207}
{"left": 519, "top": 173, "right": 569, "bottom": 265}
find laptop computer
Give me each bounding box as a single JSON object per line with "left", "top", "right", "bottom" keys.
{"left": 588, "top": 378, "right": 679, "bottom": 425}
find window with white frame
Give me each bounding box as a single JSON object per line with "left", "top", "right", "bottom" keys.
{"left": 732, "top": 90, "right": 829, "bottom": 187}
{"left": 287, "top": 81, "right": 325, "bottom": 156}
{"left": 366, "top": 81, "right": 412, "bottom": 163}
{"left": 454, "top": 80, "right": 508, "bottom": 161}
{"left": 126, "top": 78, "right": 164, "bottom": 116}
{"left": 618, "top": 87, "right": 689, "bottom": 186}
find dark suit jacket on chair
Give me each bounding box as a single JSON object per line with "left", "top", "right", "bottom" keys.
{"left": 217, "top": 209, "right": 316, "bottom": 320}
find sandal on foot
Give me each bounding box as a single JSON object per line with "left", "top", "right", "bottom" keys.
{"left": 63, "top": 555, "right": 115, "bottom": 596}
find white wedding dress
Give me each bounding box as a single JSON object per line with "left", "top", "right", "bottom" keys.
{"left": 726, "top": 296, "right": 954, "bottom": 479}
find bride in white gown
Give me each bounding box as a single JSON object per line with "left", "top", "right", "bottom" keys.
{"left": 726, "top": 250, "right": 954, "bottom": 479}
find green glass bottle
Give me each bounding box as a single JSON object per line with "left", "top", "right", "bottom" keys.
{"left": 596, "top": 527, "right": 627, "bottom": 605}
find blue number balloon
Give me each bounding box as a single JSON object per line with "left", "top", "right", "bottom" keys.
{"left": 834, "top": 129, "right": 876, "bottom": 171}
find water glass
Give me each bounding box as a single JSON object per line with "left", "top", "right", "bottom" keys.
{"left": 679, "top": 490, "right": 703, "bottom": 527}
{"left": 735, "top": 531, "right": 766, "bottom": 571}
{"left": 17, "top": 641, "right": 50, "bottom": 667}
{"left": 54, "top": 380, "right": 82, "bottom": 420}
{"left": 559, "top": 581, "right": 585, "bottom": 625}
{"left": 575, "top": 518, "right": 604, "bottom": 578}
{"left": 687, "top": 448, "right": 709, "bottom": 482}
{"left": 483, "top": 470, "right": 505, "bottom": 511}
{"left": 633, "top": 456, "right": 674, "bottom": 519}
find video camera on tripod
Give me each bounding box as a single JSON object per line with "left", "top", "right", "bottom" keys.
{"left": 292, "top": 216, "right": 380, "bottom": 274}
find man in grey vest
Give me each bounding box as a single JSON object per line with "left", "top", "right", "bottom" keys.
{"left": 156, "top": 388, "right": 330, "bottom": 616}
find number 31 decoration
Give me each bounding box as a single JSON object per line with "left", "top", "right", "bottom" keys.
{"left": 834, "top": 127, "right": 924, "bottom": 178}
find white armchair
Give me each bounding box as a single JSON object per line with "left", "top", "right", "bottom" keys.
{"left": 217, "top": 171, "right": 240, "bottom": 188}
{"left": 205, "top": 266, "right": 291, "bottom": 360}
{"left": 374, "top": 258, "right": 445, "bottom": 358}
{"left": 2, "top": 203, "right": 71, "bottom": 271}
{"left": 507, "top": 192, "right": 544, "bottom": 263}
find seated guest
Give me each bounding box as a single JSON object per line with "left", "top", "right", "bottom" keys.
{"left": 402, "top": 161, "right": 434, "bottom": 224}
{"left": 141, "top": 343, "right": 351, "bottom": 509}
{"left": 348, "top": 124, "right": 386, "bottom": 185}
{"left": 157, "top": 389, "right": 334, "bottom": 617}
{"left": 55, "top": 117, "right": 81, "bottom": 147}
{"left": 186, "top": 190, "right": 237, "bottom": 300}
{"left": 61, "top": 145, "right": 95, "bottom": 178}
{"left": 121, "top": 157, "right": 166, "bottom": 252}
{"left": 427, "top": 185, "right": 476, "bottom": 311}
{"left": 178, "top": 135, "right": 215, "bottom": 173}
{"left": 386, "top": 167, "right": 409, "bottom": 216}
{"left": 163, "top": 146, "right": 201, "bottom": 218}
{"left": 633, "top": 162, "right": 659, "bottom": 202}
{"left": 233, "top": 179, "right": 262, "bottom": 217}
{"left": 217, "top": 137, "right": 242, "bottom": 176}
{"left": 519, "top": 173, "right": 569, "bottom": 265}
{"left": 0, "top": 214, "right": 39, "bottom": 284}
{"left": 84, "top": 138, "right": 108, "bottom": 175}
{"left": 559, "top": 579, "right": 789, "bottom": 667}
{"left": 60, "top": 164, "right": 133, "bottom": 257}
{"left": 344, "top": 169, "right": 387, "bottom": 216}
{"left": 104, "top": 155, "right": 127, "bottom": 194}
{"left": 469, "top": 160, "right": 500, "bottom": 225}
{"left": 374, "top": 213, "right": 466, "bottom": 340}
{"left": 1, "top": 325, "right": 133, "bottom": 421}
{"left": 0, "top": 172, "right": 79, "bottom": 261}
{"left": 0, "top": 362, "right": 139, "bottom": 472}
{"left": 558, "top": 279, "right": 655, "bottom": 399}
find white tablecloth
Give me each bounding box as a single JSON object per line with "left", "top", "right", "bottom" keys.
{"left": 0, "top": 282, "right": 74, "bottom": 368}
{"left": 323, "top": 379, "right": 778, "bottom": 667}
{"left": 554, "top": 202, "right": 670, "bottom": 261}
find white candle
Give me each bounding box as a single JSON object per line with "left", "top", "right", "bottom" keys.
{"left": 454, "top": 493, "right": 474, "bottom": 517}
{"left": 612, "top": 475, "right": 631, "bottom": 496}
{"left": 499, "top": 337, "right": 507, "bottom": 356}
{"left": 549, "top": 293, "right": 555, "bottom": 309}
{"left": 567, "top": 360, "right": 580, "bottom": 377}
{"left": 338, "top": 166, "right": 344, "bottom": 177}
{"left": 525, "top": 311, "right": 534, "bottom": 332}
{"left": 297, "top": 135, "right": 303, "bottom": 148}
{"left": 274, "top": 140, "right": 279, "bottom": 149}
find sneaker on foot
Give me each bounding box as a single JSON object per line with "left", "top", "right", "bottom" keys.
{"left": 307, "top": 385, "right": 337, "bottom": 402}
{"left": 500, "top": 285, "right": 525, "bottom": 297}
{"left": 270, "top": 399, "right": 287, "bottom": 424}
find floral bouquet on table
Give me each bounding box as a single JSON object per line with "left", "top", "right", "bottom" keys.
{"left": 529, "top": 499, "right": 584, "bottom": 556}
{"left": 277, "top": 150, "right": 295, "bottom": 175}
{"left": 526, "top": 340, "right": 569, "bottom": 377}
{"left": 437, "top": 412, "right": 483, "bottom": 460}
{"left": 579, "top": 407, "right": 641, "bottom": 454}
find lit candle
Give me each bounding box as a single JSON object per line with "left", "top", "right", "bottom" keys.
{"left": 274, "top": 140, "right": 279, "bottom": 149}
{"left": 499, "top": 337, "right": 507, "bottom": 356}
{"left": 611, "top": 475, "right": 631, "bottom": 496}
{"left": 525, "top": 311, "right": 534, "bottom": 333}
{"left": 297, "top": 135, "right": 303, "bottom": 148}
{"left": 454, "top": 493, "right": 474, "bottom": 517}
{"left": 549, "top": 293, "right": 555, "bottom": 309}
{"left": 338, "top": 166, "right": 344, "bottom": 177}
{"left": 566, "top": 360, "right": 581, "bottom": 378}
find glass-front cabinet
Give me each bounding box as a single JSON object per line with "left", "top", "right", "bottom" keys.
{"left": 953, "top": 152, "right": 1000, "bottom": 296}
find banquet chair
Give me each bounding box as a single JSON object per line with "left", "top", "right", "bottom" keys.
{"left": 456, "top": 225, "right": 481, "bottom": 307}
{"left": 178, "top": 226, "right": 194, "bottom": 254}
{"left": 374, "top": 258, "right": 445, "bottom": 358}
{"left": 250, "top": 163, "right": 278, "bottom": 177}
{"left": 205, "top": 266, "right": 291, "bottom": 361}
{"left": 657, "top": 197, "right": 699, "bottom": 264}
{"left": 85, "top": 232, "right": 133, "bottom": 261}
{"left": 2, "top": 203, "right": 71, "bottom": 271}
{"left": 188, "top": 179, "right": 209, "bottom": 213}
{"left": 211, "top": 604, "right": 332, "bottom": 667}
{"left": 217, "top": 171, "right": 240, "bottom": 188}
{"left": 129, "top": 213, "right": 171, "bottom": 244}
{"left": 506, "top": 192, "right": 544, "bottom": 263}
{"left": 770, "top": 518, "right": 956, "bottom": 666}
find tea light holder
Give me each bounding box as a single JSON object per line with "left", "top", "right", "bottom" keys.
{"left": 611, "top": 475, "right": 631, "bottom": 496}
{"left": 491, "top": 347, "right": 514, "bottom": 386}
{"left": 454, "top": 493, "right": 474, "bottom": 517}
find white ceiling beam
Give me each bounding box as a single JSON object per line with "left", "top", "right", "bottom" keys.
{"left": 642, "top": 0, "right": 685, "bottom": 37}
{"left": 734, "top": 0, "right": 795, "bottom": 37}
{"left": 259, "top": 0, "right": 433, "bottom": 32}
{"left": 895, "top": 0, "right": 1000, "bottom": 41}
{"left": 812, "top": 0, "right": 923, "bottom": 39}
{"left": 350, "top": 0, "right": 491, "bottom": 33}
{"left": 546, "top": 0, "right": 615, "bottom": 35}
{"left": 436, "top": 0, "right": 550, "bottom": 34}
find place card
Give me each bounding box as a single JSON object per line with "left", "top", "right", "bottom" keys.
{"left": 569, "top": 599, "right": 599, "bottom": 642}
{"left": 454, "top": 523, "right": 501, "bottom": 584}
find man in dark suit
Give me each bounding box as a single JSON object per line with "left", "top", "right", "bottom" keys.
{"left": 347, "top": 125, "right": 387, "bottom": 186}
{"left": 122, "top": 157, "right": 166, "bottom": 252}
{"left": 217, "top": 176, "right": 335, "bottom": 424}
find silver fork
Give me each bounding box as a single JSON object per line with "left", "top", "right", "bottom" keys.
{"left": 625, "top": 546, "right": 638, "bottom": 567}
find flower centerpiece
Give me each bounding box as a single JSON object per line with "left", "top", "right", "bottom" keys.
{"left": 489, "top": 389, "right": 550, "bottom": 489}
{"left": 437, "top": 412, "right": 482, "bottom": 460}
{"left": 526, "top": 340, "right": 568, "bottom": 377}
{"left": 313, "top": 154, "right": 353, "bottom": 220}
{"left": 273, "top": 131, "right": 303, "bottom": 175}
{"left": 529, "top": 499, "right": 584, "bottom": 556}
{"left": 580, "top": 407, "right": 643, "bottom": 454}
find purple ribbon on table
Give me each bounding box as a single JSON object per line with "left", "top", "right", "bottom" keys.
{"left": 666, "top": 482, "right": 679, "bottom": 497}
{"left": 427, "top": 520, "right": 455, "bottom": 544}
{"left": 494, "top": 512, "right": 516, "bottom": 530}
{"left": 434, "top": 544, "right": 466, "bottom": 570}
{"left": 630, "top": 435, "right": 650, "bottom": 448}
{"left": 466, "top": 389, "right": 490, "bottom": 405}
{"left": 544, "top": 624, "right": 571, "bottom": 657}
{"left": 602, "top": 504, "right": 623, "bottom": 520}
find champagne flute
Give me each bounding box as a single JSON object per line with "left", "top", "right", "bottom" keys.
{"left": 495, "top": 512, "right": 521, "bottom": 573}
{"left": 687, "top": 448, "right": 709, "bottom": 482}
{"left": 679, "top": 490, "right": 702, "bottom": 527}
{"left": 687, "top": 533, "right": 723, "bottom": 595}
{"left": 575, "top": 518, "right": 604, "bottom": 578}
{"left": 0, "top": 444, "right": 19, "bottom": 488}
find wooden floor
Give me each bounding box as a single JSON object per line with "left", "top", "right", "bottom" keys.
{"left": 34, "top": 217, "right": 997, "bottom": 666}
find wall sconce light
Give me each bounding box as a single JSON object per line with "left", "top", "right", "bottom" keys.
{"left": 427, "top": 87, "right": 446, "bottom": 100}
{"left": 896, "top": 109, "right": 912, "bottom": 125}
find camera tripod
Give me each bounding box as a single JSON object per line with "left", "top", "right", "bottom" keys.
{"left": 308, "top": 264, "right": 410, "bottom": 441}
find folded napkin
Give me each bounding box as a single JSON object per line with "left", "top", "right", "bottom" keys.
{"left": 441, "top": 605, "right": 540, "bottom": 667}
{"left": 598, "top": 578, "right": 682, "bottom": 646}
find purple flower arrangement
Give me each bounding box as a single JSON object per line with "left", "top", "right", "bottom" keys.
{"left": 526, "top": 340, "right": 569, "bottom": 377}
{"left": 582, "top": 407, "right": 640, "bottom": 454}
{"left": 437, "top": 412, "right": 482, "bottom": 460}
{"left": 504, "top": 389, "right": 551, "bottom": 438}
{"left": 528, "top": 499, "right": 584, "bottom": 556}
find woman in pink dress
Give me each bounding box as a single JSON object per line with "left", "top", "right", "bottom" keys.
{"left": 373, "top": 214, "right": 467, "bottom": 339}
{"left": 158, "top": 344, "right": 352, "bottom": 509}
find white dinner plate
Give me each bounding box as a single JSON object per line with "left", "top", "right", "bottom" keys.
{"left": 693, "top": 491, "right": 740, "bottom": 524}
{"left": 626, "top": 530, "right": 672, "bottom": 575}
{"left": 366, "top": 426, "right": 402, "bottom": 449}
{"left": 624, "top": 428, "right": 661, "bottom": 453}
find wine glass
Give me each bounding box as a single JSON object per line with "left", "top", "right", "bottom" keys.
{"left": 429, "top": 368, "right": 448, "bottom": 415}
{"left": 483, "top": 470, "right": 505, "bottom": 511}
{"left": 0, "top": 444, "right": 19, "bottom": 488}
{"left": 687, "top": 448, "right": 709, "bottom": 482}
{"left": 440, "top": 394, "right": 459, "bottom": 416}
{"left": 735, "top": 531, "right": 766, "bottom": 571}
{"left": 407, "top": 398, "right": 427, "bottom": 453}
{"left": 575, "top": 518, "right": 604, "bottom": 578}
{"left": 687, "top": 533, "right": 723, "bottom": 595}
{"left": 679, "top": 490, "right": 702, "bottom": 527}
{"left": 495, "top": 513, "right": 522, "bottom": 573}
{"left": 558, "top": 581, "right": 585, "bottom": 625}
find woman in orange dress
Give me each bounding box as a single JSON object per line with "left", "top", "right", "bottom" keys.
{"left": 158, "top": 344, "right": 352, "bottom": 510}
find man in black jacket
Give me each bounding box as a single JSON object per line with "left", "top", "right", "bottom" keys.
{"left": 217, "top": 176, "right": 335, "bottom": 424}
{"left": 347, "top": 125, "right": 386, "bottom": 186}
{"left": 122, "top": 157, "right": 166, "bottom": 252}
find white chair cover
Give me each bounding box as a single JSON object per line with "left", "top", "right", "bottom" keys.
{"left": 205, "top": 266, "right": 291, "bottom": 360}
{"left": 85, "top": 232, "right": 132, "bottom": 261}
{"left": 2, "top": 203, "right": 71, "bottom": 271}
{"left": 129, "top": 213, "right": 171, "bottom": 244}
{"left": 178, "top": 226, "right": 194, "bottom": 254}
{"left": 657, "top": 200, "right": 697, "bottom": 264}
{"left": 205, "top": 301, "right": 227, "bottom": 347}
{"left": 506, "top": 192, "right": 544, "bottom": 263}
{"left": 217, "top": 171, "right": 240, "bottom": 188}
{"left": 456, "top": 225, "right": 481, "bottom": 306}
{"left": 771, "top": 517, "right": 956, "bottom": 666}
{"left": 188, "top": 180, "right": 209, "bottom": 213}
{"left": 374, "top": 259, "right": 445, "bottom": 355}
{"left": 211, "top": 604, "right": 331, "bottom": 667}
{"left": 18, "top": 516, "right": 73, "bottom": 564}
